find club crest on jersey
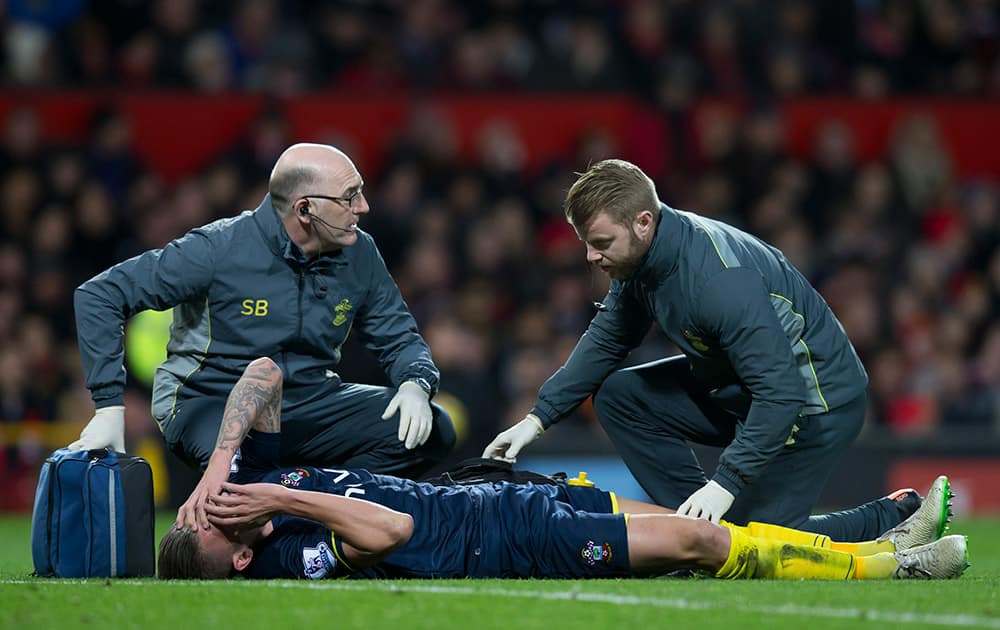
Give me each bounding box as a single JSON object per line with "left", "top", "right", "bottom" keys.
{"left": 581, "top": 540, "right": 613, "bottom": 566}
{"left": 302, "top": 541, "right": 337, "bottom": 579}
{"left": 280, "top": 468, "right": 311, "bottom": 487}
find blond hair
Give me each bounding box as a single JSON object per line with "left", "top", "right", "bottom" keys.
{"left": 564, "top": 159, "right": 658, "bottom": 228}
{"left": 158, "top": 525, "right": 235, "bottom": 580}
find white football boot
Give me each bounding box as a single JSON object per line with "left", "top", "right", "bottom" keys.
{"left": 877, "top": 475, "right": 953, "bottom": 551}
{"left": 892, "top": 534, "right": 969, "bottom": 579}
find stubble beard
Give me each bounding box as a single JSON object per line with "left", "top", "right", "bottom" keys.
{"left": 604, "top": 229, "right": 647, "bottom": 280}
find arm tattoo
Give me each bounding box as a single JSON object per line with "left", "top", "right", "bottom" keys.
{"left": 215, "top": 361, "right": 283, "bottom": 453}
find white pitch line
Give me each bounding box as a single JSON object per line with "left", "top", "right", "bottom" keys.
{"left": 3, "top": 579, "right": 998, "bottom": 628}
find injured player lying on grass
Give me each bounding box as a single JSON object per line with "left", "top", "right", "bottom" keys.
{"left": 158, "top": 358, "right": 969, "bottom": 582}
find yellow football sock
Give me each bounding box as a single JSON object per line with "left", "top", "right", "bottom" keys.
{"left": 724, "top": 521, "right": 894, "bottom": 556}
{"left": 715, "top": 528, "right": 857, "bottom": 580}
{"left": 745, "top": 521, "right": 833, "bottom": 549}
{"left": 829, "top": 540, "right": 895, "bottom": 556}
{"left": 853, "top": 552, "right": 898, "bottom": 579}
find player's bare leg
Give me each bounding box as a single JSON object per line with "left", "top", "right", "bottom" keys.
{"left": 626, "top": 514, "right": 728, "bottom": 575}
{"left": 619, "top": 474, "right": 953, "bottom": 561}
{"left": 616, "top": 497, "right": 674, "bottom": 515}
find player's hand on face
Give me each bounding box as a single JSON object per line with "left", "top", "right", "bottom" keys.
{"left": 381, "top": 381, "right": 433, "bottom": 450}
{"left": 176, "top": 468, "right": 229, "bottom": 530}
{"left": 481, "top": 414, "right": 545, "bottom": 463}
{"left": 205, "top": 482, "right": 281, "bottom": 529}
{"left": 676, "top": 480, "right": 735, "bottom": 523}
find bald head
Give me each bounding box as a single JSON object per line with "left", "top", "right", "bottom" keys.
{"left": 268, "top": 143, "right": 356, "bottom": 215}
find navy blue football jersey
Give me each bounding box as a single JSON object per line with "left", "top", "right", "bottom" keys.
{"left": 235, "top": 431, "right": 629, "bottom": 579}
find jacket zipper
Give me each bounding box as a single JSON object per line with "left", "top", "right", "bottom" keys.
{"left": 297, "top": 270, "right": 305, "bottom": 339}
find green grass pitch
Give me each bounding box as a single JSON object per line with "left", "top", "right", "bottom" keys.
{"left": 1, "top": 514, "right": 997, "bottom": 630}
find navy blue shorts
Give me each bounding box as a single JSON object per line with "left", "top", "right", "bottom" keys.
{"left": 492, "top": 481, "right": 618, "bottom": 515}
{"left": 538, "top": 483, "right": 620, "bottom": 515}
{"left": 473, "top": 483, "right": 631, "bottom": 579}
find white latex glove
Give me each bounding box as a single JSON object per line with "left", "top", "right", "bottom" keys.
{"left": 381, "top": 381, "right": 433, "bottom": 450}
{"left": 481, "top": 414, "right": 545, "bottom": 463}
{"left": 677, "top": 480, "right": 736, "bottom": 523}
{"left": 68, "top": 405, "right": 126, "bottom": 453}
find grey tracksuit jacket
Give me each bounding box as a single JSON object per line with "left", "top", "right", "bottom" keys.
{"left": 74, "top": 195, "right": 438, "bottom": 425}
{"left": 530, "top": 203, "right": 868, "bottom": 495}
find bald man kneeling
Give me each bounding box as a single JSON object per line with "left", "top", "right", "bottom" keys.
{"left": 71, "top": 143, "right": 455, "bottom": 531}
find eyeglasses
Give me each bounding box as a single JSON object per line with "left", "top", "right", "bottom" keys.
{"left": 301, "top": 186, "right": 364, "bottom": 209}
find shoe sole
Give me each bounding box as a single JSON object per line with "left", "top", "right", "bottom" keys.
{"left": 878, "top": 475, "right": 954, "bottom": 550}
{"left": 933, "top": 476, "right": 953, "bottom": 540}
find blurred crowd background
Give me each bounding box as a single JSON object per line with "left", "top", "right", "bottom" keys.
{"left": 1, "top": 0, "right": 999, "bottom": 510}
{"left": 4, "top": 0, "right": 1000, "bottom": 96}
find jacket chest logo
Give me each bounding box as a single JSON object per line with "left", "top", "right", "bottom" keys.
{"left": 333, "top": 299, "right": 352, "bottom": 326}
{"left": 240, "top": 299, "right": 269, "bottom": 316}
{"left": 683, "top": 329, "right": 710, "bottom": 352}
{"left": 785, "top": 423, "right": 801, "bottom": 446}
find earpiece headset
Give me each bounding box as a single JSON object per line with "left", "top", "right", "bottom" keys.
{"left": 298, "top": 202, "right": 353, "bottom": 232}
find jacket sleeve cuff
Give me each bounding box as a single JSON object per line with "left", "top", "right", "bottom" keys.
{"left": 92, "top": 388, "right": 125, "bottom": 408}
{"left": 528, "top": 402, "right": 558, "bottom": 429}
{"left": 711, "top": 465, "right": 745, "bottom": 497}
{"left": 403, "top": 366, "right": 439, "bottom": 398}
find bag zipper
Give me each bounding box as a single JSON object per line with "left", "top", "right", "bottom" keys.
{"left": 108, "top": 469, "right": 117, "bottom": 577}
{"left": 85, "top": 453, "right": 119, "bottom": 577}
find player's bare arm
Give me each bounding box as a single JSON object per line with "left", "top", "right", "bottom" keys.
{"left": 177, "top": 357, "right": 284, "bottom": 530}
{"left": 208, "top": 481, "right": 413, "bottom": 568}
{"left": 216, "top": 358, "right": 283, "bottom": 450}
